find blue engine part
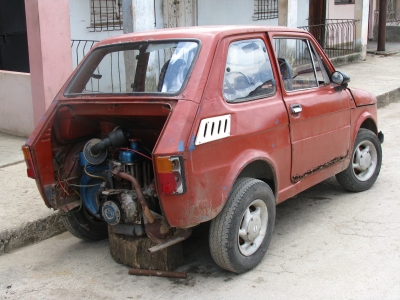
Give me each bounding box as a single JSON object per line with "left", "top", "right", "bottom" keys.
{"left": 119, "top": 139, "right": 150, "bottom": 163}
{"left": 79, "top": 153, "right": 112, "bottom": 216}
{"left": 102, "top": 201, "right": 121, "bottom": 225}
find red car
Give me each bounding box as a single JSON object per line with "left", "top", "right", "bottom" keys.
{"left": 22, "top": 26, "right": 383, "bottom": 273}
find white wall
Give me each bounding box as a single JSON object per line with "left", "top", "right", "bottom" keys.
{"left": 198, "top": 0, "right": 310, "bottom": 28}
{"left": 297, "top": 0, "right": 309, "bottom": 27}
{"left": 0, "top": 71, "right": 34, "bottom": 137}
{"left": 69, "top": 0, "right": 123, "bottom": 41}
{"left": 69, "top": 0, "right": 125, "bottom": 69}
{"left": 197, "top": 0, "right": 278, "bottom": 26}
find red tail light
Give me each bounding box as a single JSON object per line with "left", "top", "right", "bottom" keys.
{"left": 156, "top": 156, "right": 186, "bottom": 195}
{"left": 22, "top": 145, "right": 37, "bottom": 179}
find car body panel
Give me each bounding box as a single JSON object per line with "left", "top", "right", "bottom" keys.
{"left": 23, "top": 26, "right": 380, "bottom": 229}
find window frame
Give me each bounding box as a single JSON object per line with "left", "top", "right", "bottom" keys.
{"left": 273, "top": 37, "right": 330, "bottom": 93}
{"left": 334, "top": 0, "right": 355, "bottom": 5}
{"left": 63, "top": 39, "right": 202, "bottom": 97}
{"left": 89, "top": 0, "right": 123, "bottom": 32}
{"left": 222, "top": 37, "right": 277, "bottom": 104}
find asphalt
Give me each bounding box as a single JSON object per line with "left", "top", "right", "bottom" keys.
{"left": 0, "top": 47, "right": 399, "bottom": 255}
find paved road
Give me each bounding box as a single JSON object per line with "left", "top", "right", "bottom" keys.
{"left": 1, "top": 102, "right": 399, "bottom": 300}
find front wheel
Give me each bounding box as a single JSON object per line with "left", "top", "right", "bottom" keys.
{"left": 209, "top": 178, "right": 276, "bottom": 273}
{"left": 336, "top": 128, "right": 382, "bottom": 192}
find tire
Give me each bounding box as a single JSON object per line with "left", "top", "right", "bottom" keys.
{"left": 60, "top": 207, "right": 108, "bottom": 240}
{"left": 336, "top": 128, "right": 382, "bottom": 192}
{"left": 209, "top": 177, "right": 276, "bottom": 273}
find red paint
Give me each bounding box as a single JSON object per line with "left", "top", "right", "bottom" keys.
{"left": 24, "top": 26, "right": 380, "bottom": 228}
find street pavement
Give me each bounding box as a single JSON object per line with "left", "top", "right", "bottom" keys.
{"left": 0, "top": 100, "right": 399, "bottom": 299}
{"left": 0, "top": 50, "right": 399, "bottom": 298}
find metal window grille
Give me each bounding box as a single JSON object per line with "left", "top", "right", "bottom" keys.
{"left": 299, "top": 19, "right": 358, "bottom": 58}
{"left": 253, "top": 0, "right": 278, "bottom": 21}
{"left": 334, "top": 0, "right": 355, "bottom": 4}
{"left": 89, "top": 0, "right": 122, "bottom": 32}
{"left": 71, "top": 39, "right": 98, "bottom": 69}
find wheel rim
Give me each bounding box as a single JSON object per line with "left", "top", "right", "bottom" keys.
{"left": 352, "top": 140, "right": 378, "bottom": 181}
{"left": 237, "top": 199, "right": 268, "bottom": 256}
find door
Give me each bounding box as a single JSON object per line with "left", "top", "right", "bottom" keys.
{"left": 272, "top": 35, "right": 352, "bottom": 182}
{"left": 0, "top": 0, "right": 29, "bottom": 72}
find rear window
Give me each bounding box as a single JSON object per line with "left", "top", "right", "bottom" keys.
{"left": 65, "top": 40, "right": 199, "bottom": 96}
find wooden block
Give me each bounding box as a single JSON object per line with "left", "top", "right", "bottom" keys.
{"left": 108, "top": 226, "right": 183, "bottom": 271}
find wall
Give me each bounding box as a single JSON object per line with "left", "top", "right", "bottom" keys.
{"left": 25, "top": 0, "right": 72, "bottom": 125}
{"left": 198, "top": 0, "right": 309, "bottom": 28}
{"left": 69, "top": 0, "right": 123, "bottom": 41}
{"left": 297, "top": 0, "right": 309, "bottom": 27}
{"left": 197, "top": 0, "right": 278, "bottom": 26}
{"left": 327, "top": 0, "right": 355, "bottom": 19}
{"left": 69, "top": 0, "right": 125, "bottom": 69}
{"left": 0, "top": 71, "right": 33, "bottom": 137}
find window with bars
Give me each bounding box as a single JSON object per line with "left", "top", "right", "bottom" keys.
{"left": 89, "top": 0, "right": 122, "bottom": 31}
{"left": 334, "top": 0, "right": 355, "bottom": 4}
{"left": 253, "top": 0, "right": 278, "bottom": 21}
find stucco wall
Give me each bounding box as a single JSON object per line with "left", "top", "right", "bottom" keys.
{"left": 69, "top": 0, "right": 125, "bottom": 69}
{"left": 197, "top": 0, "right": 278, "bottom": 26}
{"left": 0, "top": 71, "right": 33, "bottom": 137}
{"left": 327, "top": 0, "right": 355, "bottom": 19}
{"left": 198, "top": 0, "right": 309, "bottom": 28}
{"left": 297, "top": 0, "right": 309, "bottom": 27}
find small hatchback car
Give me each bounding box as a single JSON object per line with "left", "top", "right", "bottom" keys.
{"left": 23, "top": 26, "right": 383, "bottom": 273}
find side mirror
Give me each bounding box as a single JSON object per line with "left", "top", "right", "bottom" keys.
{"left": 332, "top": 71, "right": 350, "bottom": 86}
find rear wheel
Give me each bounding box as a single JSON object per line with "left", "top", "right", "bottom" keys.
{"left": 209, "top": 178, "right": 275, "bottom": 273}
{"left": 60, "top": 207, "right": 108, "bottom": 240}
{"left": 336, "top": 128, "right": 382, "bottom": 192}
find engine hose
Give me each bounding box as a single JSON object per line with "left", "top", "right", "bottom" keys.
{"left": 117, "top": 171, "right": 155, "bottom": 224}
{"left": 83, "top": 165, "right": 107, "bottom": 183}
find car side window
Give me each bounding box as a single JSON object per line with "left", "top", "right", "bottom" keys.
{"left": 309, "top": 43, "right": 331, "bottom": 85}
{"left": 273, "top": 38, "right": 328, "bottom": 92}
{"left": 223, "top": 39, "right": 276, "bottom": 103}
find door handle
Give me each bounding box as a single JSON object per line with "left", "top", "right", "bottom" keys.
{"left": 290, "top": 104, "right": 302, "bottom": 114}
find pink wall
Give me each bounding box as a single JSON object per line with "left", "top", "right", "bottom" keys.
{"left": 25, "top": 0, "right": 72, "bottom": 125}
{"left": 327, "top": 0, "right": 355, "bottom": 20}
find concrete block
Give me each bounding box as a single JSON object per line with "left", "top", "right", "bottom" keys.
{"left": 108, "top": 227, "right": 184, "bottom": 271}
{"left": 373, "top": 25, "right": 400, "bottom": 42}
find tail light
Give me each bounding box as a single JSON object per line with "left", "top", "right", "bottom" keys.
{"left": 22, "top": 145, "right": 37, "bottom": 179}
{"left": 156, "top": 156, "right": 186, "bottom": 195}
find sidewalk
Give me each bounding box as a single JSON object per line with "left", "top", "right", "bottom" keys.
{"left": 0, "top": 51, "right": 399, "bottom": 255}
{"left": 338, "top": 51, "right": 400, "bottom": 108}
{"left": 0, "top": 133, "right": 65, "bottom": 254}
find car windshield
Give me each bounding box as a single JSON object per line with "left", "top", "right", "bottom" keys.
{"left": 64, "top": 40, "right": 199, "bottom": 96}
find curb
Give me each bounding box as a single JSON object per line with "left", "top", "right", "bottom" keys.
{"left": 377, "top": 87, "right": 400, "bottom": 109}
{"left": 0, "top": 213, "right": 65, "bottom": 255}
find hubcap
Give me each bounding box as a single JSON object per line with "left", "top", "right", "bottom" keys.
{"left": 238, "top": 199, "right": 268, "bottom": 256}
{"left": 352, "top": 140, "right": 378, "bottom": 181}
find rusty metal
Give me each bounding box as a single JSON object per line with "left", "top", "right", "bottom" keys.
{"left": 128, "top": 269, "right": 187, "bottom": 279}
{"left": 148, "top": 229, "right": 192, "bottom": 253}
{"left": 144, "top": 218, "right": 171, "bottom": 243}
{"left": 112, "top": 168, "right": 155, "bottom": 224}
{"left": 112, "top": 164, "right": 178, "bottom": 243}
{"left": 292, "top": 153, "right": 348, "bottom": 182}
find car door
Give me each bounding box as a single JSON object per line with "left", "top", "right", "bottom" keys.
{"left": 270, "top": 33, "right": 352, "bottom": 182}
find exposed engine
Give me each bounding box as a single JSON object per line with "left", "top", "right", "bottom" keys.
{"left": 54, "top": 126, "right": 191, "bottom": 251}
{"left": 76, "top": 129, "right": 166, "bottom": 241}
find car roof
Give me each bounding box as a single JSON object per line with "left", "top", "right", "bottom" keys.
{"left": 95, "top": 25, "right": 307, "bottom": 47}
